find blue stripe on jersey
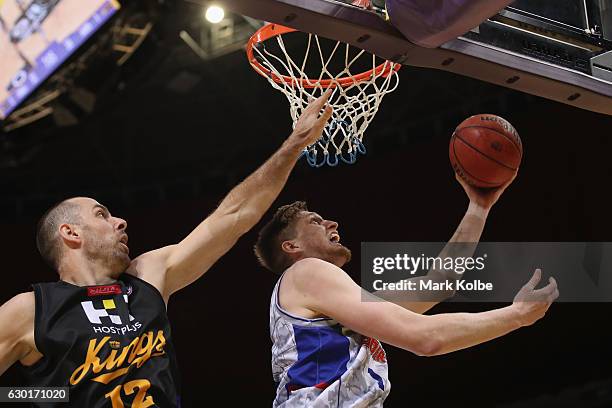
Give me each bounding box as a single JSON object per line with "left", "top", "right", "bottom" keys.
{"left": 286, "top": 324, "right": 350, "bottom": 392}
{"left": 368, "top": 368, "right": 385, "bottom": 390}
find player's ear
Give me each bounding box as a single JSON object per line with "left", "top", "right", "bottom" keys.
{"left": 281, "top": 240, "right": 300, "bottom": 254}
{"left": 59, "top": 223, "right": 82, "bottom": 248}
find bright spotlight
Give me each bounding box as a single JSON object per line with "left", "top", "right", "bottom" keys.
{"left": 205, "top": 5, "right": 225, "bottom": 24}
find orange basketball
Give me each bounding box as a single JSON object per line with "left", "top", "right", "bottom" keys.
{"left": 449, "top": 114, "right": 522, "bottom": 188}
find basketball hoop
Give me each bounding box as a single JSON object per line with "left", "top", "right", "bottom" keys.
{"left": 247, "top": 23, "right": 400, "bottom": 167}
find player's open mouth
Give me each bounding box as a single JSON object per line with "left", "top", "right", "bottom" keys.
{"left": 329, "top": 232, "right": 341, "bottom": 244}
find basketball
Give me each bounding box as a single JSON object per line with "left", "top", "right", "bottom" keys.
{"left": 449, "top": 114, "right": 522, "bottom": 188}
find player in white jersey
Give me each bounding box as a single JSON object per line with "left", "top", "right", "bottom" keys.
{"left": 269, "top": 275, "right": 390, "bottom": 407}
{"left": 255, "top": 174, "right": 559, "bottom": 407}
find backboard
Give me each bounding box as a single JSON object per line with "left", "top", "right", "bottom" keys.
{"left": 216, "top": 0, "right": 612, "bottom": 116}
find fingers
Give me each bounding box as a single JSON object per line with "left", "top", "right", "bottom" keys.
{"left": 524, "top": 268, "right": 542, "bottom": 290}
{"left": 300, "top": 104, "right": 333, "bottom": 146}
{"left": 532, "top": 276, "right": 559, "bottom": 304}
{"left": 547, "top": 277, "right": 559, "bottom": 302}
{"left": 497, "top": 171, "right": 518, "bottom": 192}
{"left": 455, "top": 172, "right": 466, "bottom": 184}
{"left": 533, "top": 279, "right": 555, "bottom": 296}
{"left": 308, "top": 89, "right": 333, "bottom": 112}
{"left": 454, "top": 173, "right": 472, "bottom": 192}
{"left": 302, "top": 89, "right": 333, "bottom": 128}
{"left": 319, "top": 105, "right": 333, "bottom": 124}
{"left": 550, "top": 288, "right": 560, "bottom": 302}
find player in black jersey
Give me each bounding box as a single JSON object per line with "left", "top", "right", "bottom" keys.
{"left": 0, "top": 91, "right": 334, "bottom": 407}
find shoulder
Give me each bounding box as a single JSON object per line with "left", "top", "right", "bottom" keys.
{"left": 284, "top": 258, "right": 348, "bottom": 294}
{"left": 287, "top": 257, "right": 341, "bottom": 277}
{"left": 129, "top": 245, "right": 177, "bottom": 275}
{"left": 0, "top": 292, "right": 35, "bottom": 336}
{"left": 126, "top": 246, "right": 177, "bottom": 298}
{"left": 2, "top": 292, "right": 35, "bottom": 316}
{"left": 0, "top": 293, "right": 40, "bottom": 364}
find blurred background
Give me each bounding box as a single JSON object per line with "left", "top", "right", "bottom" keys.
{"left": 1, "top": 0, "right": 611, "bottom": 406}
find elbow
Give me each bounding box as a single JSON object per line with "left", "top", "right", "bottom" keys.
{"left": 234, "top": 208, "right": 262, "bottom": 235}
{"left": 411, "top": 336, "right": 443, "bottom": 357}
{"left": 218, "top": 204, "right": 261, "bottom": 236}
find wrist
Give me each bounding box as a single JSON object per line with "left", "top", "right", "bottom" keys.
{"left": 282, "top": 134, "right": 308, "bottom": 154}
{"left": 467, "top": 202, "right": 490, "bottom": 219}
{"left": 507, "top": 304, "right": 525, "bottom": 328}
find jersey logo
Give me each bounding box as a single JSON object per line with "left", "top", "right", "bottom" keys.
{"left": 70, "top": 330, "right": 167, "bottom": 385}
{"left": 81, "top": 296, "right": 135, "bottom": 325}
{"left": 80, "top": 295, "right": 142, "bottom": 334}
{"left": 87, "top": 284, "right": 122, "bottom": 297}
{"left": 363, "top": 337, "right": 387, "bottom": 363}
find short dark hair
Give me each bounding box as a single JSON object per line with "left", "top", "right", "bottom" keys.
{"left": 36, "top": 199, "right": 82, "bottom": 270}
{"left": 254, "top": 201, "right": 308, "bottom": 275}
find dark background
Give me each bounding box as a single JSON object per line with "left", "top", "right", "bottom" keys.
{"left": 1, "top": 1, "right": 612, "bottom": 406}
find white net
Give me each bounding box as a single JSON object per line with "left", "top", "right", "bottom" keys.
{"left": 250, "top": 27, "right": 400, "bottom": 167}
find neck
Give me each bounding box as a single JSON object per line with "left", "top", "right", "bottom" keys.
{"left": 58, "top": 255, "right": 120, "bottom": 286}
{"left": 294, "top": 253, "right": 346, "bottom": 268}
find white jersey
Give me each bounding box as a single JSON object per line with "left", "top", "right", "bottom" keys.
{"left": 270, "top": 273, "right": 391, "bottom": 407}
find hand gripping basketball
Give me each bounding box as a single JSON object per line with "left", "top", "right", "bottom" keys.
{"left": 450, "top": 114, "right": 523, "bottom": 188}
{"left": 455, "top": 171, "right": 516, "bottom": 211}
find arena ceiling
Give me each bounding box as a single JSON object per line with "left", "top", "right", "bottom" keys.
{"left": 0, "top": 0, "right": 609, "bottom": 221}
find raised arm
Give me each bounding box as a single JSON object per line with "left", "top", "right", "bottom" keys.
{"left": 131, "top": 90, "right": 334, "bottom": 299}
{"left": 0, "top": 293, "right": 38, "bottom": 376}
{"left": 289, "top": 258, "right": 557, "bottom": 356}
{"left": 375, "top": 173, "right": 516, "bottom": 314}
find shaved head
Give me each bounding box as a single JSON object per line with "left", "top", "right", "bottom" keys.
{"left": 36, "top": 198, "right": 83, "bottom": 269}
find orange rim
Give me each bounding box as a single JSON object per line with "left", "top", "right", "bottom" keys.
{"left": 246, "top": 23, "right": 401, "bottom": 89}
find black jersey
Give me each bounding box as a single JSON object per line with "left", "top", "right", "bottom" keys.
{"left": 23, "top": 274, "right": 181, "bottom": 407}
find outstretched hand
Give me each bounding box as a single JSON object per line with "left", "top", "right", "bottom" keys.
{"left": 512, "top": 269, "right": 559, "bottom": 327}
{"left": 456, "top": 171, "right": 517, "bottom": 211}
{"left": 287, "top": 89, "right": 334, "bottom": 150}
